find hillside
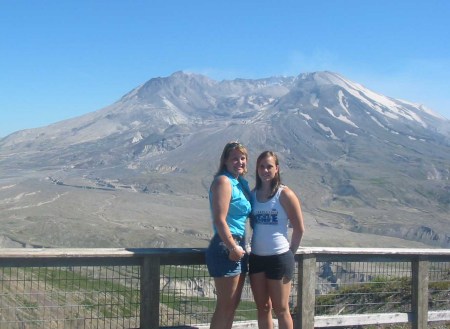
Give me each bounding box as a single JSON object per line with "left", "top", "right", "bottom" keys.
{"left": 0, "top": 71, "right": 449, "bottom": 249}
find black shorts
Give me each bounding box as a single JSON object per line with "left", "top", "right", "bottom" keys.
{"left": 249, "top": 251, "right": 295, "bottom": 281}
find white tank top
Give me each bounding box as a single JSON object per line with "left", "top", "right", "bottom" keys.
{"left": 250, "top": 186, "right": 290, "bottom": 256}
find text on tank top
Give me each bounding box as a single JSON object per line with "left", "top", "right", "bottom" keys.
{"left": 251, "top": 186, "right": 290, "bottom": 256}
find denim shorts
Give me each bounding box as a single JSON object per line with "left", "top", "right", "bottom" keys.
{"left": 205, "top": 233, "right": 248, "bottom": 277}
{"left": 249, "top": 251, "right": 295, "bottom": 281}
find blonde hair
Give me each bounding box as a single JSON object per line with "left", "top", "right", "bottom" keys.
{"left": 216, "top": 142, "right": 248, "bottom": 176}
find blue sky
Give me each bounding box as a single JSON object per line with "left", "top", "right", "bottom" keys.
{"left": 1, "top": 0, "right": 449, "bottom": 137}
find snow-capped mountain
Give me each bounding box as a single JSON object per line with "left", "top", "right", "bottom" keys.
{"left": 0, "top": 71, "right": 449, "bottom": 248}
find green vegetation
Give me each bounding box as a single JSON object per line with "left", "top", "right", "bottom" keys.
{"left": 313, "top": 274, "right": 449, "bottom": 316}
{"left": 161, "top": 265, "right": 210, "bottom": 278}
{"left": 160, "top": 292, "right": 257, "bottom": 325}
{"left": 315, "top": 276, "right": 411, "bottom": 315}
{"left": 3, "top": 266, "right": 140, "bottom": 324}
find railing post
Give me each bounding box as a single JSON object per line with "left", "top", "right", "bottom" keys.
{"left": 140, "top": 255, "right": 161, "bottom": 329}
{"left": 295, "top": 254, "right": 316, "bottom": 329}
{"left": 411, "top": 256, "right": 429, "bottom": 329}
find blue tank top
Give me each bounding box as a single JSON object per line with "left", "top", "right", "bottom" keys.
{"left": 209, "top": 171, "right": 251, "bottom": 237}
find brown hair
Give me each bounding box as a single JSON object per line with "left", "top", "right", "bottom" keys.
{"left": 255, "top": 150, "right": 281, "bottom": 197}
{"left": 216, "top": 141, "right": 248, "bottom": 176}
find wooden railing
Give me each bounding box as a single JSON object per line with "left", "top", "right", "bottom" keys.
{"left": 0, "top": 247, "right": 449, "bottom": 329}
{"left": 296, "top": 247, "right": 450, "bottom": 329}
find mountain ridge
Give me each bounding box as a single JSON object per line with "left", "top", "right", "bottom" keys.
{"left": 0, "top": 71, "right": 449, "bottom": 249}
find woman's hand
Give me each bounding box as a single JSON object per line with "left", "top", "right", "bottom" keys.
{"left": 228, "top": 245, "right": 245, "bottom": 261}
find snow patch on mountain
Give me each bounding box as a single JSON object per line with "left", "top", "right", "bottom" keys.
{"left": 132, "top": 132, "right": 144, "bottom": 144}
{"left": 162, "top": 96, "right": 178, "bottom": 109}
{"left": 427, "top": 165, "right": 443, "bottom": 180}
{"left": 316, "top": 72, "right": 430, "bottom": 128}
{"left": 397, "top": 100, "right": 445, "bottom": 120}
{"left": 337, "top": 90, "right": 350, "bottom": 115}
{"left": 310, "top": 94, "right": 319, "bottom": 107}
{"left": 300, "top": 113, "right": 312, "bottom": 120}
{"left": 325, "top": 107, "right": 359, "bottom": 128}
{"left": 345, "top": 130, "right": 358, "bottom": 136}
{"left": 341, "top": 77, "right": 429, "bottom": 127}
{"left": 370, "top": 115, "right": 388, "bottom": 129}
{"left": 317, "top": 122, "right": 339, "bottom": 140}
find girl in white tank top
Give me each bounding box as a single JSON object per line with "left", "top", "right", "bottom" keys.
{"left": 250, "top": 186, "right": 290, "bottom": 256}
{"left": 249, "top": 151, "right": 305, "bottom": 329}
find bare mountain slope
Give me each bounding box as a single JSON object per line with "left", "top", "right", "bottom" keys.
{"left": 1, "top": 71, "right": 449, "bottom": 248}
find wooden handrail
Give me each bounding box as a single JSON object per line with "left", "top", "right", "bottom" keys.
{"left": 0, "top": 247, "right": 448, "bottom": 329}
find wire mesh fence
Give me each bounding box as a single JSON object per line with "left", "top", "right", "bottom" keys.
{"left": 0, "top": 265, "right": 140, "bottom": 329}
{"left": 313, "top": 261, "right": 413, "bottom": 315}
{"left": 159, "top": 264, "right": 256, "bottom": 326}
{"left": 428, "top": 261, "right": 450, "bottom": 311}
{"left": 0, "top": 252, "right": 448, "bottom": 328}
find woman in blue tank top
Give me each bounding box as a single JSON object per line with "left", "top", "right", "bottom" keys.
{"left": 205, "top": 142, "right": 251, "bottom": 329}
